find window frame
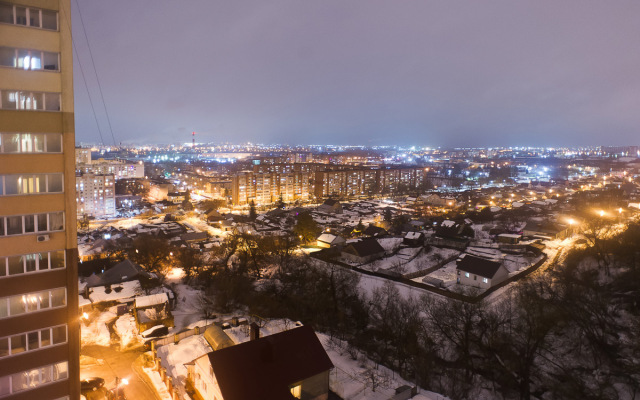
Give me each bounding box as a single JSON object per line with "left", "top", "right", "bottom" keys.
{"left": 0, "top": 89, "right": 61, "bottom": 111}
{"left": 0, "top": 212, "right": 64, "bottom": 236}
{"left": 0, "top": 46, "right": 60, "bottom": 71}
{"left": 0, "top": 324, "right": 67, "bottom": 359}
{"left": 0, "top": 361, "right": 68, "bottom": 396}
{"left": 0, "top": 250, "right": 66, "bottom": 278}
{"left": 0, "top": 3, "right": 58, "bottom": 31}
{"left": 0, "top": 287, "right": 67, "bottom": 319}
{"left": 0, "top": 133, "right": 63, "bottom": 153}
{"left": 0, "top": 174, "right": 64, "bottom": 196}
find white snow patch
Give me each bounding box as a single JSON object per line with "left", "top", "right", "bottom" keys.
{"left": 142, "top": 367, "right": 173, "bottom": 400}
{"left": 114, "top": 314, "right": 140, "bottom": 348}
{"left": 81, "top": 311, "right": 116, "bottom": 347}
{"left": 156, "top": 335, "right": 212, "bottom": 381}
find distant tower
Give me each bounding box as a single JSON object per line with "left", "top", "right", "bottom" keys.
{"left": 192, "top": 131, "right": 196, "bottom": 149}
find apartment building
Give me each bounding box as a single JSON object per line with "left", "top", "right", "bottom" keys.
{"left": 313, "top": 169, "right": 378, "bottom": 198}
{"left": 314, "top": 167, "right": 428, "bottom": 198}
{"left": 75, "top": 149, "right": 144, "bottom": 180}
{"left": 231, "top": 171, "right": 312, "bottom": 205}
{"left": 0, "top": 1, "right": 79, "bottom": 399}
{"left": 76, "top": 174, "right": 115, "bottom": 218}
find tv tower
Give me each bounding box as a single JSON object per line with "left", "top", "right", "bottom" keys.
{"left": 192, "top": 131, "right": 196, "bottom": 149}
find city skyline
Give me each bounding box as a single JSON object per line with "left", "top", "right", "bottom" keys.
{"left": 71, "top": 1, "right": 640, "bottom": 147}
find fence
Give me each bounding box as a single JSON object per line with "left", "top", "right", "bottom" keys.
{"left": 150, "top": 322, "right": 217, "bottom": 349}
{"left": 312, "top": 248, "right": 550, "bottom": 304}
{"left": 402, "top": 254, "right": 459, "bottom": 280}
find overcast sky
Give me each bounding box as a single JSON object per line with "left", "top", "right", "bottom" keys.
{"left": 71, "top": 1, "right": 640, "bottom": 147}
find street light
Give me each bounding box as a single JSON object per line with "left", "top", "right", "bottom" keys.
{"left": 115, "top": 376, "right": 129, "bottom": 400}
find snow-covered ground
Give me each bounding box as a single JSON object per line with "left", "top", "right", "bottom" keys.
{"left": 142, "top": 367, "right": 173, "bottom": 400}
{"left": 81, "top": 310, "right": 116, "bottom": 347}
{"left": 114, "top": 314, "right": 140, "bottom": 348}
{"left": 321, "top": 332, "right": 447, "bottom": 400}
{"left": 166, "top": 269, "right": 210, "bottom": 331}
{"left": 157, "top": 335, "right": 211, "bottom": 383}
{"left": 418, "top": 260, "right": 458, "bottom": 287}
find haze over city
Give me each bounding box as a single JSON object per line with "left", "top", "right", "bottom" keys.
{"left": 72, "top": 0, "right": 640, "bottom": 147}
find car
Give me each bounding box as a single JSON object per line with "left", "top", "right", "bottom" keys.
{"left": 141, "top": 325, "right": 169, "bottom": 339}
{"left": 141, "top": 325, "right": 170, "bottom": 349}
{"left": 81, "top": 377, "right": 105, "bottom": 392}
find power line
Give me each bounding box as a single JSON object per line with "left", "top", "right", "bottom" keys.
{"left": 73, "top": 0, "right": 117, "bottom": 147}
{"left": 58, "top": 0, "right": 105, "bottom": 146}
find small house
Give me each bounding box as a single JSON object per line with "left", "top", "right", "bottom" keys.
{"left": 341, "top": 239, "right": 385, "bottom": 264}
{"left": 85, "top": 259, "right": 151, "bottom": 288}
{"left": 316, "top": 233, "right": 346, "bottom": 249}
{"left": 456, "top": 254, "right": 509, "bottom": 289}
{"left": 181, "top": 231, "right": 209, "bottom": 244}
{"left": 403, "top": 231, "right": 424, "bottom": 247}
{"left": 363, "top": 225, "right": 387, "bottom": 238}
{"left": 523, "top": 221, "right": 570, "bottom": 240}
{"left": 203, "top": 208, "right": 224, "bottom": 222}
{"left": 188, "top": 325, "right": 333, "bottom": 400}
{"left": 133, "top": 293, "right": 174, "bottom": 332}
{"left": 496, "top": 233, "right": 521, "bottom": 245}
{"left": 317, "top": 199, "right": 343, "bottom": 214}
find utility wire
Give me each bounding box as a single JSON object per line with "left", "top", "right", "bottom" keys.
{"left": 58, "top": 0, "right": 105, "bottom": 146}
{"left": 73, "top": 0, "right": 117, "bottom": 147}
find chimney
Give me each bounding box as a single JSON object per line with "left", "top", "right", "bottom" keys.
{"left": 250, "top": 322, "right": 260, "bottom": 341}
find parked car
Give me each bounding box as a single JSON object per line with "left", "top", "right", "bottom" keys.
{"left": 141, "top": 325, "right": 169, "bottom": 339}
{"left": 81, "top": 377, "right": 105, "bottom": 392}
{"left": 141, "top": 325, "right": 170, "bottom": 350}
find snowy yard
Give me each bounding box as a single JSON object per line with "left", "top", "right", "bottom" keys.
{"left": 81, "top": 310, "right": 116, "bottom": 347}
{"left": 418, "top": 260, "right": 459, "bottom": 287}
{"left": 319, "top": 333, "right": 448, "bottom": 400}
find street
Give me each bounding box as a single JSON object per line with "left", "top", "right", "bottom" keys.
{"left": 81, "top": 345, "right": 157, "bottom": 400}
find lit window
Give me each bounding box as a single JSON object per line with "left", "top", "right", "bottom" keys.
{"left": 290, "top": 384, "right": 301, "bottom": 399}
{"left": 483, "top": 278, "right": 489, "bottom": 283}
{"left": 464, "top": 272, "right": 470, "bottom": 278}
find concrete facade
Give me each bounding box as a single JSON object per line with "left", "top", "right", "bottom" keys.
{"left": 0, "top": 1, "right": 79, "bottom": 398}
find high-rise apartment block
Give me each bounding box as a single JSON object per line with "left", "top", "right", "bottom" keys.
{"left": 76, "top": 174, "right": 115, "bottom": 218}
{"left": 0, "top": 1, "right": 79, "bottom": 399}
{"left": 75, "top": 148, "right": 142, "bottom": 218}
{"left": 232, "top": 171, "right": 313, "bottom": 205}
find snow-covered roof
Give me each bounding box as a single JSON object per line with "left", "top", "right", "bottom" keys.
{"left": 442, "top": 220, "right": 456, "bottom": 228}
{"left": 404, "top": 232, "right": 422, "bottom": 239}
{"left": 498, "top": 233, "right": 521, "bottom": 239}
{"left": 317, "top": 233, "right": 337, "bottom": 243}
{"left": 135, "top": 292, "right": 169, "bottom": 308}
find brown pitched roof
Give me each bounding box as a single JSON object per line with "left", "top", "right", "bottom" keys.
{"left": 208, "top": 325, "right": 333, "bottom": 400}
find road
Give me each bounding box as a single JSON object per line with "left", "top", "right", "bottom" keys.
{"left": 81, "top": 345, "right": 157, "bottom": 400}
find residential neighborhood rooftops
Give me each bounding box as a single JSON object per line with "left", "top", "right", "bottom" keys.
{"left": 207, "top": 325, "right": 333, "bottom": 400}
{"left": 85, "top": 259, "right": 149, "bottom": 288}
{"left": 134, "top": 292, "right": 169, "bottom": 308}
